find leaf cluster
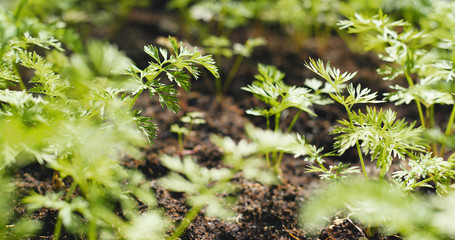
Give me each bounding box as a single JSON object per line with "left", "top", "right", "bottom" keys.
{"left": 170, "top": 111, "right": 206, "bottom": 150}
{"left": 0, "top": 17, "right": 218, "bottom": 237}
{"left": 301, "top": 179, "right": 455, "bottom": 240}
{"left": 159, "top": 155, "right": 236, "bottom": 220}
{"left": 301, "top": 6, "right": 455, "bottom": 239}
{"left": 393, "top": 153, "right": 455, "bottom": 195}
{"left": 124, "top": 37, "right": 218, "bottom": 113}
{"left": 243, "top": 63, "right": 332, "bottom": 125}
{"left": 333, "top": 107, "right": 427, "bottom": 176}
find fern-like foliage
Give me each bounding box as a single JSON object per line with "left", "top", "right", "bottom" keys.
{"left": 333, "top": 107, "right": 427, "bottom": 176}
{"left": 338, "top": 9, "right": 455, "bottom": 139}
{"left": 243, "top": 63, "right": 313, "bottom": 115}
{"left": 243, "top": 64, "right": 332, "bottom": 133}
{"left": 301, "top": 178, "right": 454, "bottom": 239}
{"left": 133, "top": 110, "right": 158, "bottom": 146}
{"left": 305, "top": 58, "right": 357, "bottom": 89}
{"left": 393, "top": 153, "right": 455, "bottom": 195}
{"left": 159, "top": 155, "right": 237, "bottom": 220}
{"left": 124, "top": 37, "right": 218, "bottom": 113}
{"left": 337, "top": 10, "right": 428, "bottom": 53}
{"left": 305, "top": 58, "right": 382, "bottom": 109}
{"left": 385, "top": 84, "right": 454, "bottom": 107}
{"left": 17, "top": 49, "right": 68, "bottom": 97}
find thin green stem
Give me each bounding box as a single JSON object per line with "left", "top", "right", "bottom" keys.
{"left": 53, "top": 180, "right": 78, "bottom": 240}
{"left": 88, "top": 216, "right": 97, "bottom": 240}
{"left": 168, "top": 205, "right": 202, "bottom": 240}
{"left": 378, "top": 154, "right": 387, "bottom": 181}
{"left": 12, "top": 64, "right": 26, "bottom": 91}
{"left": 265, "top": 115, "right": 271, "bottom": 167}
{"left": 415, "top": 96, "right": 426, "bottom": 127}
{"left": 286, "top": 110, "right": 302, "bottom": 133}
{"left": 273, "top": 162, "right": 282, "bottom": 177}
{"left": 444, "top": 103, "right": 455, "bottom": 135}
{"left": 53, "top": 217, "right": 63, "bottom": 240}
{"left": 356, "top": 142, "right": 368, "bottom": 180}
{"left": 222, "top": 55, "right": 244, "bottom": 94}
{"left": 129, "top": 89, "right": 143, "bottom": 109}
{"left": 440, "top": 103, "right": 455, "bottom": 155}
{"left": 317, "top": 160, "right": 329, "bottom": 172}
{"left": 272, "top": 112, "right": 281, "bottom": 166}
{"left": 274, "top": 112, "right": 281, "bottom": 132}
{"left": 265, "top": 153, "right": 271, "bottom": 168}
{"left": 274, "top": 110, "right": 304, "bottom": 174}
{"left": 411, "top": 176, "right": 434, "bottom": 189}
{"left": 177, "top": 133, "right": 184, "bottom": 152}
{"left": 129, "top": 70, "right": 162, "bottom": 109}
{"left": 343, "top": 104, "right": 368, "bottom": 180}
{"left": 276, "top": 151, "right": 284, "bottom": 171}
{"left": 404, "top": 71, "right": 426, "bottom": 127}
{"left": 14, "top": 0, "right": 28, "bottom": 20}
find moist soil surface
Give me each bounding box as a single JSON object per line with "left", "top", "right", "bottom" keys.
{"left": 12, "top": 4, "right": 414, "bottom": 240}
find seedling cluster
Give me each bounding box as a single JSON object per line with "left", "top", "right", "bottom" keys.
{"left": 2, "top": 0, "right": 455, "bottom": 239}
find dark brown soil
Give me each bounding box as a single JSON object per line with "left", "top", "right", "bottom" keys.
{"left": 11, "top": 4, "right": 408, "bottom": 240}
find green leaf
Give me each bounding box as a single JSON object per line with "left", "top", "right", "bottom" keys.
{"left": 134, "top": 111, "right": 158, "bottom": 146}
{"left": 0, "top": 64, "right": 20, "bottom": 88}
{"left": 305, "top": 58, "right": 357, "bottom": 87}
{"left": 344, "top": 83, "right": 383, "bottom": 106}
{"left": 385, "top": 84, "right": 454, "bottom": 107}
{"left": 122, "top": 212, "right": 168, "bottom": 240}
{"left": 154, "top": 85, "right": 180, "bottom": 113}
{"left": 144, "top": 45, "right": 161, "bottom": 64}
{"left": 332, "top": 107, "right": 427, "bottom": 175}
{"left": 17, "top": 50, "right": 68, "bottom": 97}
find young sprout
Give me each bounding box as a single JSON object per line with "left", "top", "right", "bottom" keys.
{"left": 159, "top": 154, "right": 236, "bottom": 240}
{"left": 243, "top": 63, "right": 333, "bottom": 176}
{"left": 203, "top": 36, "right": 266, "bottom": 99}
{"left": 170, "top": 111, "right": 206, "bottom": 152}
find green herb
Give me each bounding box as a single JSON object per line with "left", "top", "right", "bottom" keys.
{"left": 243, "top": 63, "right": 333, "bottom": 175}
{"left": 170, "top": 111, "right": 206, "bottom": 151}
{"left": 338, "top": 10, "right": 455, "bottom": 155}
{"left": 203, "top": 36, "right": 266, "bottom": 99}
{"left": 301, "top": 7, "right": 455, "bottom": 239}
{"left": 124, "top": 36, "right": 219, "bottom": 112}
{"left": 159, "top": 154, "right": 236, "bottom": 240}
{"left": 0, "top": 28, "right": 218, "bottom": 238}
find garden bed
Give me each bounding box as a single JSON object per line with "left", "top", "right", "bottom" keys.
{"left": 13, "top": 6, "right": 398, "bottom": 240}
{"left": 5, "top": 1, "right": 455, "bottom": 239}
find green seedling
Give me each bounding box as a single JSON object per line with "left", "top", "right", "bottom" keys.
{"left": 212, "top": 123, "right": 358, "bottom": 181}
{"left": 301, "top": 179, "right": 443, "bottom": 239}
{"left": 300, "top": 7, "right": 455, "bottom": 238}
{"left": 158, "top": 155, "right": 236, "bottom": 240}
{"left": 259, "top": 0, "right": 340, "bottom": 49}
{"left": 0, "top": 26, "right": 218, "bottom": 239}
{"left": 167, "top": 0, "right": 262, "bottom": 68}
{"left": 338, "top": 10, "right": 455, "bottom": 156}
{"left": 168, "top": 0, "right": 254, "bottom": 39}
{"left": 125, "top": 36, "right": 219, "bottom": 112}
{"left": 0, "top": 174, "right": 40, "bottom": 239}
{"left": 160, "top": 126, "right": 283, "bottom": 239}
{"left": 305, "top": 58, "right": 434, "bottom": 181}
{"left": 242, "top": 63, "right": 333, "bottom": 175}
{"left": 203, "top": 35, "right": 266, "bottom": 99}
{"left": 170, "top": 111, "right": 206, "bottom": 151}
